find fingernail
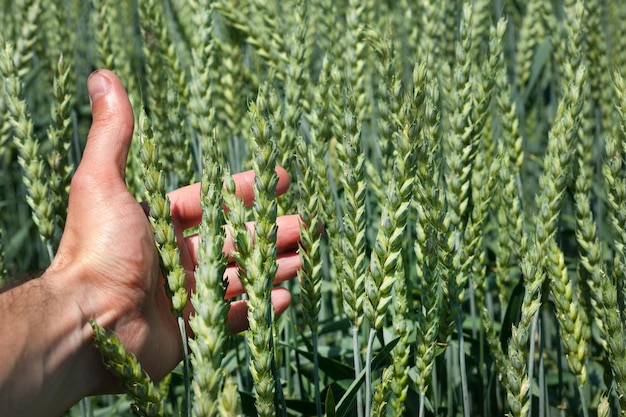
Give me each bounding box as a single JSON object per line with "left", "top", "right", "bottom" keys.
{"left": 87, "top": 70, "right": 111, "bottom": 104}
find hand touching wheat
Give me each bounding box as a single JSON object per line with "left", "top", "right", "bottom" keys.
{"left": 0, "top": 70, "right": 302, "bottom": 417}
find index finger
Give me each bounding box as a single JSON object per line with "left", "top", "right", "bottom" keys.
{"left": 168, "top": 166, "right": 291, "bottom": 230}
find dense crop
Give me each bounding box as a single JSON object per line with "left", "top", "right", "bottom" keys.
{"left": 2, "top": 0, "right": 626, "bottom": 416}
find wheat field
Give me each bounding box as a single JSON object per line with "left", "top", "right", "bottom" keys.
{"left": 2, "top": 0, "right": 626, "bottom": 416}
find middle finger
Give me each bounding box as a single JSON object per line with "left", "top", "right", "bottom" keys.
{"left": 223, "top": 252, "right": 302, "bottom": 299}
{"left": 184, "top": 214, "right": 302, "bottom": 264}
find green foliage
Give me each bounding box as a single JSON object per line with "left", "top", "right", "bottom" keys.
{"left": 3, "top": 0, "right": 626, "bottom": 416}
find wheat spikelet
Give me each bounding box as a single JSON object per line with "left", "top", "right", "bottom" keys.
{"left": 514, "top": 0, "right": 554, "bottom": 93}
{"left": 277, "top": 0, "right": 310, "bottom": 186}
{"left": 573, "top": 0, "right": 606, "bottom": 384}
{"left": 439, "top": 4, "right": 477, "bottom": 338}
{"left": 187, "top": 0, "right": 251, "bottom": 168}
{"left": 189, "top": 147, "right": 230, "bottom": 417}
{"left": 214, "top": 0, "right": 288, "bottom": 83}
{"left": 582, "top": 0, "right": 614, "bottom": 139}
{"left": 384, "top": 112, "right": 419, "bottom": 416}
{"left": 40, "top": 0, "right": 73, "bottom": 81}
{"left": 1, "top": 43, "right": 55, "bottom": 259}
{"left": 414, "top": 70, "right": 445, "bottom": 412}
{"left": 217, "top": 377, "right": 242, "bottom": 416}
{"left": 364, "top": 118, "right": 415, "bottom": 331}
{"left": 224, "top": 94, "right": 278, "bottom": 417}
{"left": 364, "top": 71, "right": 416, "bottom": 417}
{"left": 477, "top": 21, "right": 519, "bottom": 379}
{"left": 306, "top": 61, "right": 345, "bottom": 318}
{"left": 506, "top": 5, "right": 586, "bottom": 413}
{"left": 294, "top": 132, "right": 324, "bottom": 416}
{"left": 90, "top": 320, "right": 164, "bottom": 417}
{"left": 295, "top": 144, "right": 323, "bottom": 335}
{"left": 595, "top": 71, "right": 626, "bottom": 410}
{"left": 607, "top": 0, "right": 626, "bottom": 75}
{"left": 138, "top": 106, "right": 193, "bottom": 413}
{"left": 544, "top": 0, "right": 590, "bottom": 394}
{"left": 139, "top": 109, "right": 188, "bottom": 313}
{"left": 345, "top": 0, "right": 373, "bottom": 131}
{"left": 139, "top": 0, "right": 193, "bottom": 187}
{"left": 365, "top": 27, "right": 402, "bottom": 190}
{"left": 494, "top": 17, "right": 525, "bottom": 310}
{"left": 11, "top": 0, "right": 42, "bottom": 77}
{"left": 186, "top": 0, "right": 219, "bottom": 158}
{"left": 44, "top": 55, "right": 73, "bottom": 249}
{"left": 339, "top": 103, "right": 367, "bottom": 330}
{"left": 460, "top": 17, "right": 502, "bottom": 299}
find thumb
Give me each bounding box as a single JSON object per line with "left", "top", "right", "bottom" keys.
{"left": 77, "top": 70, "right": 134, "bottom": 185}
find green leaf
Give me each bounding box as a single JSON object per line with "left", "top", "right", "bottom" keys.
{"left": 523, "top": 39, "right": 552, "bottom": 102}
{"left": 239, "top": 391, "right": 257, "bottom": 417}
{"left": 319, "top": 318, "right": 352, "bottom": 335}
{"left": 500, "top": 277, "right": 525, "bottom": 352}
{"left": 285, "top": 399, "right": 319, "bottom": 415}
{"left": 295, "top": 348, "right": 355, "bottom": 381}
{"left": 335, "top": 337, "right": 399, "bottom": 417}
{"left": 325, "top": 389, "right": 336, "bottom": 417}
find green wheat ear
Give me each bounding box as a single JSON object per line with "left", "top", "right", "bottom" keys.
{"left": 138, "top": 109, "right": 188, "bottom": 313}
{"left": 89, "top": 320, "right": 164, "bottom": 417}
{"left": 1, "top": 42, "right": 56, "bottom": 261}
{"left": 45, "top": 55, "right": 73, "bottom": 244}
{"left": 188, "top": 142, "right": 231, "bottom": 417}
{"left": 243, "top": 95, "right": 280, "bottom": 417}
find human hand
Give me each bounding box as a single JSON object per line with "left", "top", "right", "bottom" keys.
{"left": 47, "top": 69, "right": 301, "bottom": 393}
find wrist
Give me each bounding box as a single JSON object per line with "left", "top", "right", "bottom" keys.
{"left": 0, "top": 264, "right": 114, "bottom": 416}
{"left": 43, "top": 263, "right": 118, "bottom": 398}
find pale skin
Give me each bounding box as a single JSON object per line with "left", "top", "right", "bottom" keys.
{"left": 0, "top": 70, "right": 303, "bottom": 417}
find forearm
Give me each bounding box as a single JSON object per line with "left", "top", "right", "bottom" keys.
{"left": 0, "top": 268, "right": 107, "bottom": 417}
